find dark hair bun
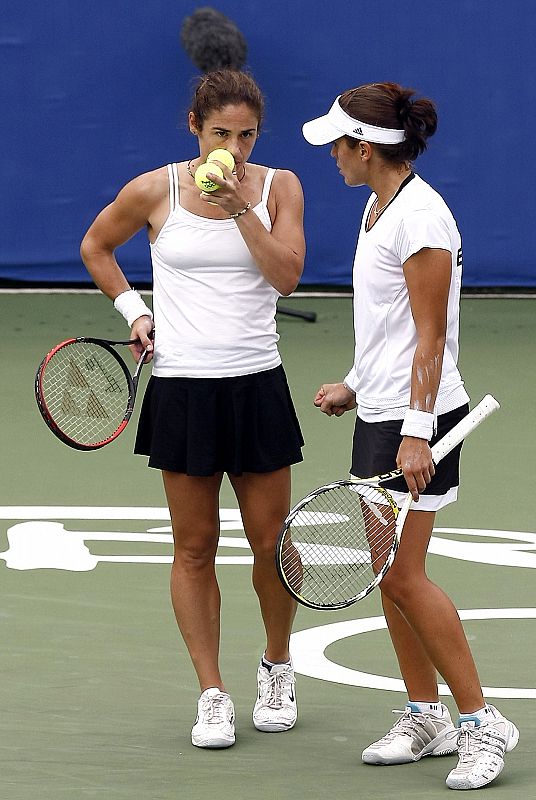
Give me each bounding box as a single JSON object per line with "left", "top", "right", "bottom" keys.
{"left": 403, "top": 98, "right": 438, "bottom": 148}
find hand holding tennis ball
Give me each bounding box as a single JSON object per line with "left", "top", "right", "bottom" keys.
{"left": 194, "top": 149, "right": 235, "bottom": 192}
{"left": 194, "top": 162, "right": 224, "bottom": 192}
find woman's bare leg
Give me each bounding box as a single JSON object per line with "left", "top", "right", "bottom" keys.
{"left": 163, "top": 470, "right": 226, "bottom": 692}
{"left": 229, "top": 468, "right": 296, "bottom": 663}
{"left": 379, "top": 509, "right": 485, "bottom": 713}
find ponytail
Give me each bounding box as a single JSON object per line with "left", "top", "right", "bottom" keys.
{"left": 339, "top": 82, "right": 438, "bottom": 163}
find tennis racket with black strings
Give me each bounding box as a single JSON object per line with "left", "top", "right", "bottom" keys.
{"left": 35, "top": 336, "right": 151, "bottom": 450}
{"left": 276, "top": 394, "right": 500, "bottom": 610}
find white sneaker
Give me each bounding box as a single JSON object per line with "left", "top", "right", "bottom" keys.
{"left": 446, "top": 705, "right": 519, "bottom": 790}
{"left": 191, "top": 688, "right": 235, "bottom": 748}
{"left": 362, "top": 704, "right": 457, "bottom": 765}
{"left": 253, "top": 661, "right": 297, "bottom": 732}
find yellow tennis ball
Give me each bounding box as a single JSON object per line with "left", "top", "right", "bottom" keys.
{"left": 206, "top": 149, "right": 235, "bottom": 171}
{"left": 194, "top": 162, "right": 224, "bottom": 192}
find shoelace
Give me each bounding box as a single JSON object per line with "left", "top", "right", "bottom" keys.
{"left": 200, "top": 693, "right": 230, "bottom": 725}
{"left": 260, "top": 669, "right": 295, "bottom": 709}
{"left": 453, "top": 724, "right": 506, "bottom": 762}
{"left": 376, "top": 708, "right": 430, "bottom": 742}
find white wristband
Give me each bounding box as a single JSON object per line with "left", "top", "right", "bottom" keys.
{"left": 113, "top": 289, "right": 153, "bottom": 327}
{"left": 400, "top": 409, "right": 435, "bottom": 440}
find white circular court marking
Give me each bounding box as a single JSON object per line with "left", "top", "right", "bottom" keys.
{"left": 290, "top": 609, "right": 536, "bottom": 699}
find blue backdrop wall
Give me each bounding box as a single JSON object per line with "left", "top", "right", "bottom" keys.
{"left": 2, "top": 1, "right": 535, "bottom": 286}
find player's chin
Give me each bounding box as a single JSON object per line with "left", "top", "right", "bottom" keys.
{"left": 341, "top": 173, "right": 364, "bottom": 188}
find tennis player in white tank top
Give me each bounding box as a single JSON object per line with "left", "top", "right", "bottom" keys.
{"left": 150, "top": 164, "right": 282, "bottom": 378}
{"left": 81, "top": 69, "right": 306, "bottom": 749}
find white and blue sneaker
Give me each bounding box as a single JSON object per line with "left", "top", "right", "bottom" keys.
{"left": 191, "top": 687, "right": 235, "bottom": 748}
{"left": 446, "top": 705, "right": 519, "bottom": 790}
{"left": 253, "top": 659, "right": 297, "bottom": 732}
{"left": 362, "top": 703, "right": 457, "bottom": 765}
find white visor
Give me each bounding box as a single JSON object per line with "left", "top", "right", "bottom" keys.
{"left": 302, "top": 96, "right": 406, "bottom": 146}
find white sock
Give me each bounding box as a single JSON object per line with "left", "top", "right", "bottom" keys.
{"left": 459, "top": 705, "right": 493, "bottom": 724}
{"left": 408, "top": 700, "right": 444, "bottom": 717}
{"left": 262, "top": 653, "right": 291, "bottom": 670}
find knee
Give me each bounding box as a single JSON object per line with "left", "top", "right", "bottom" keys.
{"left": 172, "top": 528, "right": 218, "bottom": 570}
{"left": 249, "top": 532, "right": 278, "bottom": 564}
{"left": 379, "top": 569, "right": 426, "bottom": 609}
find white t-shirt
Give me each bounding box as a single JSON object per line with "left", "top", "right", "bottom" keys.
{"left": 150, "top": 164, "right": 282, "bottom": 378}
{"left": 344, "top": 173, "right": 469, "bottom": 420}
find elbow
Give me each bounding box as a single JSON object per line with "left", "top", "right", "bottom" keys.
{"left": 278, "top": 260, "right": 303, "bottom": 296}
{"left": 79, "top": 232, "right": 94, "bottom": 266}
{"left": 80, "top": 232, "right": 111, "bottom": 268}
{"left": 278, "top": 279, "right": 299, "bottom": 297}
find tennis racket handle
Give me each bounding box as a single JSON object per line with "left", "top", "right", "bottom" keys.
{"left": 431, "top": 394, "right": 500, "bottom": 465}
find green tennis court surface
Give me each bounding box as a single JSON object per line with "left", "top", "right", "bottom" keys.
{"left": 1, "top": 293, "right": 534, "bottom": 799}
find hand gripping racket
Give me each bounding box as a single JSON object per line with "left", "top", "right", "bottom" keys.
{"left": 276, "top": 395, "right": 500, "bottom": 610}
{"left": 35, "top": 337, "right": 151, "bottom": 450}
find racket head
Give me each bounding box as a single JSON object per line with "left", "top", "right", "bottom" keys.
{"left": 35, "top": 338, "right": 136, "bottom": 450}
{"left": 276, "top": 481, "right": 406, "bottom": 610}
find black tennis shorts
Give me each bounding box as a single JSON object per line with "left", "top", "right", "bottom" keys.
{"left": 351, "top": 404, "right": 469, "bottom": 496}
{"left": 134, "top": 365, "right": 304, "bottom": 476}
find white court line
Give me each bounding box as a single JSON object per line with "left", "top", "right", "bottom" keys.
{"left": 290, "top": 609, "right": 536, "bottom": 698}
{"left": 1, "top": 509, "right": 535, "bottom": 571}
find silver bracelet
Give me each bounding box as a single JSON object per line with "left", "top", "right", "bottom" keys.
{"left": 229, "top": 202, "right": 251, "bottom": 219}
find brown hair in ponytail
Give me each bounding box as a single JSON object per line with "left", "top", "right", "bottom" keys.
{"left": 339, "top": 82, "right": 437, "bottom": 163}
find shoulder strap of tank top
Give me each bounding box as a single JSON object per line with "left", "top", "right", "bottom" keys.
{"left": 166, "top": 163, "right": 179, "bottom": 213}
{"left": 261, "top": 168, "right": 276, "bottom": 206}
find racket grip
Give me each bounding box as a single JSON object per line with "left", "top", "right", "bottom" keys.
{"left": 431, "top": 394, "right": 500, "bottom": 465}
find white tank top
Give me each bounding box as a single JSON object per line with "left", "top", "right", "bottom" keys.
{"left": 150, "top": 164, "right": 282, "bottom": 377}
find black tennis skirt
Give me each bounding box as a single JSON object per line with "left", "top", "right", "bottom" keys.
{"left": 351, "top": 404, "right": 469, "bottom": 496}
{"left": 134, "top": 365, "right": 304, "bottom": 476}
